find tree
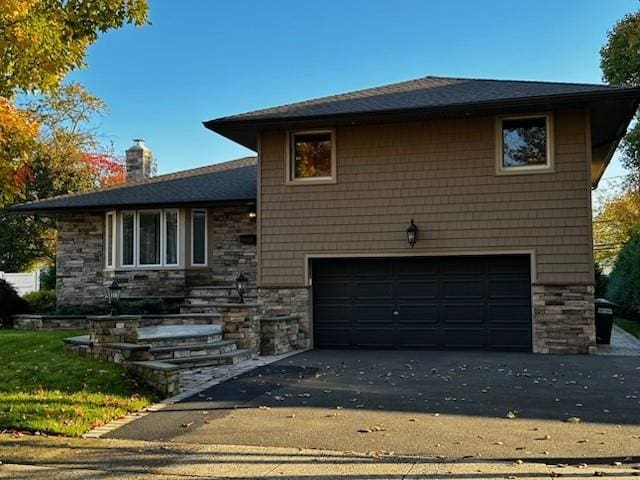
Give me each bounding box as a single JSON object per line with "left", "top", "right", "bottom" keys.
{"left": 601, "top": 11, "right": 640, "bottom": 185}
{"left": 0, "top": 84, "right": 126, "bottom": 272}
{"left": 0, "top": 0, "right": 148, "bottom": 207}
{"left": 593, "top": 189, "right": 640, "bottom": 267}
{"left": 0, "top": 0, "right": 148, "bottom": 97}
{"left": 607, "top": 231, "right": 640, "bottom": 320}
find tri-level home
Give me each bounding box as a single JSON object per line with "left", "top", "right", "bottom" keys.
{"left": 15, "top": 76, "right": 640, "bottom": 355}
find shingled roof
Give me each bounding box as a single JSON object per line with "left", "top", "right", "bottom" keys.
{"left": 204, "top": 75, "right": 640, "bottom": 155}
{"left": 12, "top": 157, "right": 257, "bottom": 213}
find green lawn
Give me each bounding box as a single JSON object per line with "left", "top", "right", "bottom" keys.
{"left": 614, "top": 317, "right": 640, "bottom": 339}
{"left": 0, "top": 329, "right": 154, "bottom": 436}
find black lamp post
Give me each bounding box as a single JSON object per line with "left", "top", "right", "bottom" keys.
{"left": 406, "top": 219, "right": 418, "bottom": 248}
{"left": 106, "top": 279, "right": 122, "bottom": 315}
{"left": 235, "top": 272, "right": 248, "bottom": 303}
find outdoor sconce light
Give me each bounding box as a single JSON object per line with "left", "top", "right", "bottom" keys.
{"left": 235, "top": 272, "right": 248, "bottom": 303}
{"left": 406, "top": 219, "right": 418, "bottom": 248}
{"left": 106, "top": 279, "right": 122, "bottom": 316}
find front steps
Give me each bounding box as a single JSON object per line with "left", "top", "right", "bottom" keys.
{"left": 179, "top": 284, "right": 257, "bottom": 313}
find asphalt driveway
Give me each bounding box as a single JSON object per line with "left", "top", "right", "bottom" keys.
{"left": 109, "top": 350, "right": 640, "bottom": 461}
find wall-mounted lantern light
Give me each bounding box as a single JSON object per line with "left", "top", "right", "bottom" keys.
{"left": 235, "top": 272, "right": 248, "bottom": 303}
{"left": 406, "top": 219, "right": 418, "bottom": 248}
{"left": 106, "top": 279, "right": 122, "bottom": 315}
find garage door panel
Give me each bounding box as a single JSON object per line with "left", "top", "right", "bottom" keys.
{"left": 396, "top": 329, "right": 440, "bottom": 347}
{"left": 488, "top": 304, "right": 532, "bottom": 323}
{"left": 354, "top": 282, "right": 393, "bottom": 300}
{"left": 442, "top": 304, "right": 485, "bottom": 324}
{"left": 442, "top": 328, "right": 486, "bottom": 348}
{"left": 443, "top": 280, "right": 483, "bottom": 299}
{"left": 313, "top": 255, "right": 531, "bottom": 351}
{"left": 397, "top": 304, "right": 439, "bottom": 323}
{"left": 488, "top": 279, "right": 531, "bottom": 298}
{"left": 354, "top": 305, "right": 395, "bottom": 322}
{"left": 314, "top": 282, "right": 352, "bottom": 301}
{"left": 397, "top": 281, "right": 437, "bottom": 299}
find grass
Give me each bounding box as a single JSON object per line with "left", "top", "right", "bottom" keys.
{"left": 614, "top": 317, "right": 640, "bottom": 339}
{"left": 0, "top": 329, "right": 154, "bottom": 436}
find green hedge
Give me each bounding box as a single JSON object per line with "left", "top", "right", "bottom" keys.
{"left": 23, "top": 290, "right": 56, "bottom": 314}
{"left": 607, "top": 232, "right": 640, "bottom": 321}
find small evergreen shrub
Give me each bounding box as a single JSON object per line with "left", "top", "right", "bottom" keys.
{"left": 23, "top": 290, "right": 57, "bottom": 314}
{"left": 0, "top": 279, "right": 31, "bottom": 327}
{"left": 607, "top": 232, "right": 640, "bottom": 321}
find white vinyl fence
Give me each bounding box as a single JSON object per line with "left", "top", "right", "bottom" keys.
{"left": 0, "top": 271, "right": 40, "bottom": 296}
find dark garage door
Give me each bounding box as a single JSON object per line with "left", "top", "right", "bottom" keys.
{"left": 312, "top": 255, "right": 532, "bottom": 351}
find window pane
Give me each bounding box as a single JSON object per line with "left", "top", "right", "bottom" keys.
{"left": 165, "top": 211, "right": 178, "bottom": 265}
{"left": 105, "top": 214, "right": 114, "bottom": 267}
{"left": 192, "top": 211, "right": 206, "bottom": 265}
{"left": 502, "top": 117, "right": 547, "bottom": 167}
{"left": 292, "top": 132, "right": 332, "bottom": 178}
{"left": 139, "top": 212, "right": 160, "bottom": 265}
{"left": 122, "top": 212, "right": 135, "bottom": 266}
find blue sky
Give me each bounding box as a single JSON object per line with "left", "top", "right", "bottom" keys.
{"left": 69, "top": 0, "right": 637, "bottom": 179}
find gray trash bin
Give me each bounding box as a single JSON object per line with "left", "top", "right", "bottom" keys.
{"left": 594, "top": 298, "right": 616, "bottom": 345}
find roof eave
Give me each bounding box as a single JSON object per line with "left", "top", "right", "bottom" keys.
{"left": 204, "top": 88, "right": 640, "bottom": 150}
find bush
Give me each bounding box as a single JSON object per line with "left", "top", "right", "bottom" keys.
{"left": 595, "top": 262, "right": 608, "bottom": 299}
{"left": 40, "top": 265, "right": 56, "bottom": 291}
{"left": 56, "top": 298, "right": 180, "bottom": 316}
{"left": 0, "top": 279, "right": 30, "bottom": 327}
{"left": 607, "top": 232, "right": 640, "bottom": 321}
{"left": 23, "top": 290, "right": 57, "bottom": 314}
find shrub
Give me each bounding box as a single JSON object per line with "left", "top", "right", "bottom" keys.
{"left": 594, "top": 262, "right": 608, "bottom": 299}
{"left": 23, "top": 290, "right": 57, "bottom": 314}
{"left": 55, "top": 298, "right": 180, "bottom": 315}
{"left": 40, "top": 265, "right": 56, "bottom": 291}
{"left": 607, "top": 232, "right": 640, "bottom": 320}
{"left": 0, "top": 279, "right": 30, "bottom": 327}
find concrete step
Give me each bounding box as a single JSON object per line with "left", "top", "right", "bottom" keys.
{"left": 167, "top": 349, "right": 253, "bottom": 368}
{"left": 139, "top": 313, "right": 221, "bottom": 327}
{"left": 187, "top": 285, "right": 258, "bottom": 299}
{"left": 184, "top": 295, "right": 257, "bottom": 305}
{"left": 148, "top": 340, "right": 237, "bottom": 361}
{"left": 137, "top": 324, "right": 223, "bottom": 348}
{"left": 179, "top": 303, "right": 220, "bottom": 314}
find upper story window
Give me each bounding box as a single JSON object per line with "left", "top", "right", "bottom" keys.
{"left": 287, "top": 130, "right": 336, "bottom": 184}
{"left": 496, "top": 114, "right": 554, "bottom": 175}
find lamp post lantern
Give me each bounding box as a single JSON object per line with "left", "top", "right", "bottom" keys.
{"left": 235, "top": 272, "right": 248, "bottom": 303}
{"left": 106, "top": 279, "right": 122, "bottom": 316}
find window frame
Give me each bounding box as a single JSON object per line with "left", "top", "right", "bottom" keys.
{"left": 164, "top": 208, "right": 180, "bottom": 267}
{"left": 105, "top": 211, "right": 116, "bottom": 269}
{"left": 495, "top": 113, "right": 554, "bottom": 176}
{"left": 285, "top": 128, "right": 337, "bottom": 185}
{"left": 137, "top": 209, "right": 163, "bottom": 267}
{"left": 190, "top": 209, "right": 208, "bottom": 267}
{"left": 120, "top": 210, "right": 137, "bottom": 267}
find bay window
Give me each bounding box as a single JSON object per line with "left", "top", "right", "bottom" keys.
{"left": 114, "top": 209, "right": 182, "bottom": 268}
{"left": 105, "top": 211, "right": 116, "bottom": 268}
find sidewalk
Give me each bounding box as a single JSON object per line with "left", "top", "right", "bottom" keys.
{"left": 1, "top": 434, "right": 639, "bottom": 479}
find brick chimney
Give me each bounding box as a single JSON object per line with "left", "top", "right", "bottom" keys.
{"left": 125, "top": 139, "right": 155, "bottom": 181}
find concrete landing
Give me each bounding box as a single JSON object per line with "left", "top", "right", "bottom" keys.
{"left": 137, "top": 324, "right": 222, "bottom": 341}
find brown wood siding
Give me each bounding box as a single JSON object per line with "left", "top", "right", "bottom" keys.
{"left": 258, "top": 109, "right": 593, "bottom": 287}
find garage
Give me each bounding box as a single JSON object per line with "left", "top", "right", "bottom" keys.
{"left": 312, "top": 255, "right": 532, "bottom": 351}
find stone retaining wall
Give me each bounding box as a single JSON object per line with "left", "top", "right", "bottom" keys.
{"left": 533, "top": 284, "right": 596, "bottom": 354}
{"left": 216, "top": 304, "right": 260, "bottom": 352}
{"left": 260, "top": 315, "right": 301, "bottom": 355}
{"left": 258, "top": 288, "right": 310, "bottom": 349}
{"left": 13, "top": 315, "right": 88, "bottom": 330}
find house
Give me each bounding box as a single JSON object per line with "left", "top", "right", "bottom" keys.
{"left": 14, "top": 76, "right": 640, "bottom": 355}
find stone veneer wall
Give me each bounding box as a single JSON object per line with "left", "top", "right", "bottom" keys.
{"left": 533, "top": 284, "right": 596, "bottom": 354}
{"left": 258, "top": 287, "right": 310, "bottom": 349}
{"left": 56, "top": 214, "right": 105, "bottom": 305}
{"left": 186, "top": 206, "right": 257, "bottom": 286}
{"left": 104, "top": 269, "right": 186, "bottom": 298}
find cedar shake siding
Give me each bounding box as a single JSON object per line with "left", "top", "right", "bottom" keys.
{"left": 258, "top": 108, "right": 593, "bottom": 288}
